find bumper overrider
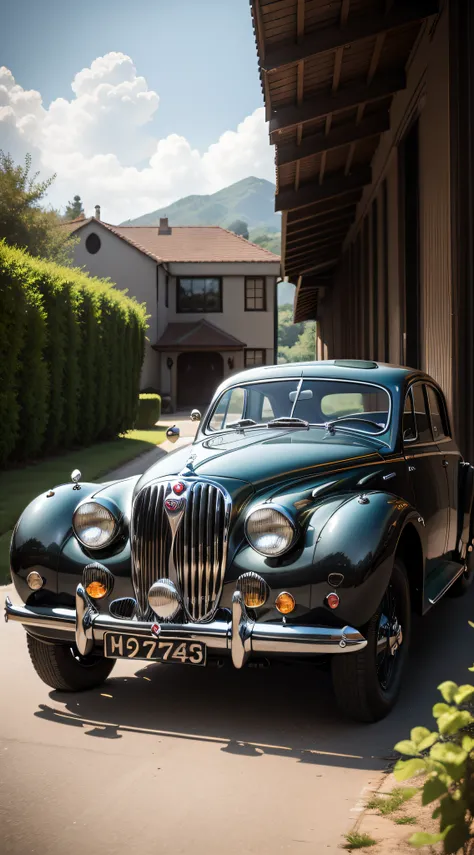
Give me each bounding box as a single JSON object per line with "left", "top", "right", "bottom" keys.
{"left": 5, "top": 584, "right": 367, "bottom": 666}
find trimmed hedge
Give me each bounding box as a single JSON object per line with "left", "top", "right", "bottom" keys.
{"left": 0, "top": 241, "right": 147, "bottom": 467}
{"left": 136, "top": 394, "right": 161, "bottom": 429}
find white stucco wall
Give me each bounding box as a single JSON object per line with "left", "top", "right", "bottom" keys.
{"left": 70, "top": 222, "right": 279, "bottom": 401}
{"left": 71, "top": 221, "right": 160, "bottom": 389}
{"left": 167, "top": 262, "right": 278, "bottom": 351}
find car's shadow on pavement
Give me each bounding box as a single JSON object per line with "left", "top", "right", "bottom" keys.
{"left": 35, "top": 587, "right": 474, "bottom": 772}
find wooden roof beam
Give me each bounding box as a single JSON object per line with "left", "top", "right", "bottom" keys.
{"left": 276, "top": 111, "right": 390, "bottom": 167}
{"left": 287, "top": 210, "right": 356, "bottom": 238}
{"left": 286, "top": 192, "right": 362, "bottom": 224}
{"left": 285, "top": 241, "right": 345, "bottom": 265}
{"left": 276, "top": 166, "right": 371, "bottom": 212}
{"left": 270, "top": 71, "right": 405, "bottom": 136}
{"left": 286, "top": 226, "right": 351, "bottom": 249}
{"left": 261, "top": 0, "right": 439, "bottom": 72}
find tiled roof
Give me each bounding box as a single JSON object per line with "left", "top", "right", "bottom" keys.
{"left": 153, "top": 319, "right": 246, "bottom": 351}
{"left": 61, "top": 218, "right": 280, "bottom": 263}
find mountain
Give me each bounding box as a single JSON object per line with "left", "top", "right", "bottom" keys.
{"left": 121, "top": 176, "right": 281, "bottom": 232}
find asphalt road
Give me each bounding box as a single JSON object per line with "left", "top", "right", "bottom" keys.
{"left": 2, "top": 584, "right": 474, "bottom": 855}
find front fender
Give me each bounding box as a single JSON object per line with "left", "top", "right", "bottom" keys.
{"left": 10, "top": 477, "right": 139, "bottom": 606}
{"left": 311, "top": 491, "right": 425, "bottom": 626}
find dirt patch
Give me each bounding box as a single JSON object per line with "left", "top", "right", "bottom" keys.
{"left": 342, "top": 773, "right": 443, "bottom": 853}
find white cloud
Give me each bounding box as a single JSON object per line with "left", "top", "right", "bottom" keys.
{"left": 0, "top": 53, "right": 274, "bottom": 223}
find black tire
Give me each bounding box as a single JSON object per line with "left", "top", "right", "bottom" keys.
{"left": 447, "top": 552, "right": 474, "bottom": 597}
{"left": 331, "top": 558, "right": 411, "bottom": 723}
{"left": 27, "top": 634, "right": 116, "bottom": 692}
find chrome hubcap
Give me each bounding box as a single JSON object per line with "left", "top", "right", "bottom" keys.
{"left": 376, "top": 584, "right": 403, "bottom": 690}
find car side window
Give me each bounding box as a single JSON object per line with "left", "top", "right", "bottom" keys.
{"left": 402, "top": 391, "right": 416, "bottom": 442}
{"left": 411, "top": 383, "right": 433, "bottom": 443}
{"left": 426, "top": 386, "right": 449, "bottom": 440}
{"left": 208, "top": 387, "right": 245, "bottom": 431}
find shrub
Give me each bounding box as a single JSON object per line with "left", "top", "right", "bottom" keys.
{"left": 393, "top": 644, "right": 474, "bottom": 852}
{"left": 136, "top": 394, "right": 161, "bottom": 428}
{"left": 0, "top": 240, "right": 147, "bottom": 466}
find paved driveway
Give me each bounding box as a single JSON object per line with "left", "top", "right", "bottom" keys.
{"left": 2, "top": 584, "right": 474, "bottom": 854}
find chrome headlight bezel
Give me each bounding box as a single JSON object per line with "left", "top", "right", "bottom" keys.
{"left": 244, "top": 504, "right": 297, "bottom": 557}
{"left": 72, "top": 500, "right": 120, "bottom": 550}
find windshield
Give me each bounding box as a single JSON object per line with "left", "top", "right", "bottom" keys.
{"left": 206, "top": 379, "right": 391, "bottom": 435}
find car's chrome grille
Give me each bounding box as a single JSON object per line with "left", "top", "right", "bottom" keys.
{"left": 131, "top": 479, "right": 230, "bottom": 622}
{"left": 131, "top": 482, "right": 172, "bottom": 619}
{"left": 174, "top": 481, "right": 229, "bottom": 622}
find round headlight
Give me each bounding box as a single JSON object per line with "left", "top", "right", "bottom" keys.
{"left": 73, "top": 502, "right": 117, "bottom": 549}
{"left": 245, "top": 506, "right": 296, "bottom": 557}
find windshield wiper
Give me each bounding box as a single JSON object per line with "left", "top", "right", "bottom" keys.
{"left": 226, "top": 418, "right": 257, "bottom": 429}
{"left": 324, "top": 416, "right": 385, "bottom": 434}
{"left": 267, "top": 417, "right": 309, "bottom": 430}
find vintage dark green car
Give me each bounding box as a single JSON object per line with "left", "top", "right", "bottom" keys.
{"left": 5, "top": 360, "right": 474, "bottom": 721}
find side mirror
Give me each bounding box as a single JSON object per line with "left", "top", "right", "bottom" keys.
{"left": 166, "top": 425, "right": 180, "bottom": 443}
{"left": 190, "top": 409, "right": 201, "bottom": 423}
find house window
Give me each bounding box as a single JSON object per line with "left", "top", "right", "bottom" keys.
{"left": 85, "top": 233, "right": 101, "bottom": 254}
{"left": 177, "top": 277, "right": 222, "bottom": 313}
{"left": 245, "top": 277, "right": 266, "bottom": 311}
{"left": 165, "top": 275, "right": 169, "bottom": 309}
{"left": 245, "top": 349, "right": 266, "bottom": 367}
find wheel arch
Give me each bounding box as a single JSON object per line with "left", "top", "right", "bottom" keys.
{"left": 395, "top": 522, "right": 424, "bottom": 615}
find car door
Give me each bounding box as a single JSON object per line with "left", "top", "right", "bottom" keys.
{"left": 403, "top": 382, "right": 450, "bottom": 569}
{"left": 425, "top": 384, "right": 460, "bottom": 555}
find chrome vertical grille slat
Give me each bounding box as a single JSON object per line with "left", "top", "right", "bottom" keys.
{"left": 131, "top": 478, "right": 231, "bottom": 622}
{"left": 131, "top": 482, "right": 172, "bottom": 619}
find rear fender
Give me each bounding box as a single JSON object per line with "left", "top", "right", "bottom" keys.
{"left": 310, "top": 491, "right": 426, "bottom": 627}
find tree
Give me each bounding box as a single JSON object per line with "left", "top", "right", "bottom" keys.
{"left": 228, "top": 219, "right": 249, "bottom": 240}
{"left": 278, "top": 322, "right": 316, "bottom": 363}
{"left": 64, "top": 195, "right": 84, "bottom": 220}
{"left": 0, "top": 151, "right": 73, "bottom": 264}
{"left": 278, "top": 303, "right": 304, "bottom": 348}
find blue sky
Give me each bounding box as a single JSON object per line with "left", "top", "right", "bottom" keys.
{"left": 1, "top": 0, "right": 264, "bottom": 153}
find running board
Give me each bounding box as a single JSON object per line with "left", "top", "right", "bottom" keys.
{"left": 425, "top": 561, "right": 466, "bottom": 607}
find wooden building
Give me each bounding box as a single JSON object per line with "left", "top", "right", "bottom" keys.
{"left": 251, "top": 0, "right": 474, "bottom": 458}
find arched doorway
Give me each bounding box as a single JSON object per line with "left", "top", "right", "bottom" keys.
{"left": 177, "top": 352, "right": 224, "bottom": 409}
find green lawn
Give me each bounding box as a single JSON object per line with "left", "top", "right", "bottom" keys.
{"left": 0, "top": 428, "right": 166, "bottom": 585}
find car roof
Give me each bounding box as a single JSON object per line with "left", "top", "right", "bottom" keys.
{"left": 223, "top": 360, "right": 434, "bottom": 392}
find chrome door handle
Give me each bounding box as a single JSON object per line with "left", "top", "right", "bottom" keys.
{"left": 408, "top": 465, "right": 416, "bottom": 472}
{"left": 442, "top": 460, "right": 449, "bottom": 467}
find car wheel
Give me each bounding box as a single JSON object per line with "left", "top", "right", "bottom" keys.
{"left": 447, "top": 552, "right": 474, "bottom": 598}
{"left": 27, "top": 634, "right": 116, "bottom": 692}
{"left": 331, "top": 558, "right": 410, "bottom": 723}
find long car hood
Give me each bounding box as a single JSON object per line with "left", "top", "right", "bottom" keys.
{"left": 136, "top": 428, "right": 384, "bottom": 493}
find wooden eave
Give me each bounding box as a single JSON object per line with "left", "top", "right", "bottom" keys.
{"left": 251, "top": 0, "right": 440, "bottom": 322}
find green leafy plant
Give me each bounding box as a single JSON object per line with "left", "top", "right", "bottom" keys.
{"left": 0, "top": 241, "right": 147, "bottom": 466}
{"left": 343, "top": 831, "right": 378, "bottom": 849}
{"left": 393, "top": 676, "right": 474, "bottom": 852}
{"left": 136, "top": 394, "right": 161, "bottom": 429}
{"left": 366, "top": 786, "right": 418, "bottom": 815}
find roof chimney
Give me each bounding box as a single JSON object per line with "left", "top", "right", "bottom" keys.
{"left": 95, "top": 205, "right": 101, "bottom": 220}
{"left": 158, "top": 216, "right": 171, "bottom": 235}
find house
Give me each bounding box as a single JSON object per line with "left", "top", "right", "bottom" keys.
{"left": 251, "top": 0, "right": 474, "bottom": 460}
{"left": 64, "top": 214, "right": 280, "bottom": 411}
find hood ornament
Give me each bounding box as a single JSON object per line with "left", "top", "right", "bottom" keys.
{"left": 71, "top": 469, "right": 82, "bottom": 490}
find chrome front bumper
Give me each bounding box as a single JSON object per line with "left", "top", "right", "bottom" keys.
{"left": 4, "top": 586, "right": 367, "bottom": 668}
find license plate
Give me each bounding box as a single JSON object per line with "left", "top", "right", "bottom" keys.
{"left": 104, "top": 633, "right": 206, "bottom": 666}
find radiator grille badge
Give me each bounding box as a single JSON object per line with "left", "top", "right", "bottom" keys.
{"left": 165, "top": 497, "right": 183, "bottom": 513}
{"left": 151, "top": 623, "right": 161, "bottom": 637}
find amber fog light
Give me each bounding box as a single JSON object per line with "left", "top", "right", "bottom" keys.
{"left": 326, "top": 592, "right": 340, "bottom": 610}
{"left": 275, "top": 592, "right": 295, "bottom": 615}
{"left": 237, "top": 572, "right": 269, "bottom": 609}
{"left": 86, "top": 581, "right": 108, "bottom": 599}
{"left": 27, "top": 571, "right": 44, "bottom": 591}
{"left": 83, "top": 563, "right": 114, "bottom": 599}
